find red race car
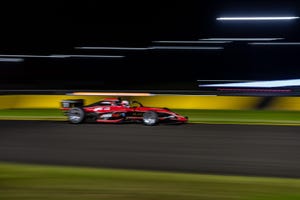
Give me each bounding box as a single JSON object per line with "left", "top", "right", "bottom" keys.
{"left": 61, "top": 98, "right": 188, "bottom": 125}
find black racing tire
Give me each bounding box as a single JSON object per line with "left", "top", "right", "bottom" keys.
{"left": 143, "top": 111, "right": 159, "bottom": 126}
{"left": 68, "top": 107, "right": 86, "bottom": 124}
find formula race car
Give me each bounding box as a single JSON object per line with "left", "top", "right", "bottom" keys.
{"left": 61, "top": 98, "right": 188, "bottom": 125}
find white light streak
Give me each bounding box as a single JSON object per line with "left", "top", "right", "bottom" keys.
{"left": 75, "top": 47, "right": 149, "bottom": 50}
{"left": 151, "top": 46, "right": 224, "bottom": 50}
{"left": 76, "top": 46, "right": 224, "bottom": 50}
{"left": 153, "top": 41, "right": 231, "bottom": 44}
{"left": 0, "top": 54, "right": 124, "bottom": 59}
{"left": 48, "top": 55, "right": 69, "bottom": 58}
{"left": 0, "top": 58, "right": 24, "bottom": 62}
{"left": 249, "top": 42, "right": 300, "bottom": 45}
{"left": 0, "top": 54, "right": 50, "bottom": 58}
{"left": 217, "top": 16, "right": 299, "bottom": 21}
{"left": 50, "top": 54, "right": 125, "bottom": 58}
{"left": 200, "top": 38, "right": 284, "bottom": 41}
{"left": 200, "top": 79, "right": 300, "bottom": 88}
{"left": 197, "top": 79, "right": 252, "bottom": 82}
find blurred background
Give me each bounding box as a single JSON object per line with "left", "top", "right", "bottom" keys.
{"left": 1, "top": 0, "right": 300, "bottom": 91}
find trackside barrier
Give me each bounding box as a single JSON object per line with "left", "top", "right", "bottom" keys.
{"left": 268, "top": 97, "right": 300, "bottom": 111}
{"left": 0, "top": 95, "right": 261, "bottom": 110}
{"left": 0, "top": 95, "right": 103, "bottom": 109}
{"left": 128, "top": 96, "right": 260, "bottom": 110}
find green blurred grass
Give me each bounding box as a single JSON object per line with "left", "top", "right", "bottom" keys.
{"left": 1, "top": 109, "right": 300, "bottom": 125}
{"left": 0, "top": 109, "right": 65, "bottom": 120}
{"left": 1, "top": 162, "right": 300, "bottom": 200}
{"left": 174, "top": 109, "right": 300, "bottom": 125}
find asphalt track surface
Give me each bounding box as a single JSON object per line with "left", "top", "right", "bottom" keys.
{"left": 1, "top": 120, "right": 300, "bottom": 178}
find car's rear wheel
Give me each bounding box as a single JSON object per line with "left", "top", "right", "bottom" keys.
{"left": 68, "top": 107, "right": 85, "bottom": 124}
{"left": 143, "top": 111, "right": 159, "bottom": 126}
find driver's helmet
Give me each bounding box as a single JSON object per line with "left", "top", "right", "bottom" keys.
{"left": 121, "top": 100, "right": 130, "bottom": 107}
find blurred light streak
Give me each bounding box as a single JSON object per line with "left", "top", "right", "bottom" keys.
{"left": 197, "top": 79, "right": 252, "bottom": 82}
{"left": 0, "top": 54, "right": 124, "bottom": 59}
{"left": 153, "top": 41, "right": 231, "bottom": 44}
{"left": 50, "top": 54, "right": 125, "bottom": 58}
{"left": 69, "top": 92, "right": 215, "bottom": 97}
{"left": 217, "top": 16, "right": 299, "bottom": 21}
{"left": 75, "top": 47, "right": 149, "bottom": 50}
{"left": 70, "top": 92, "right": 154, "bottom": 96}
{"left": 200, "top": 38, "right": 284, "bottom": 41}
{"left": 151, "top": 46, "right": 224, "bottom": 50}
{"left": 217, "top": 88, "right": 291, "bottom": 92}
{"left": 76, "top": 46, "right": 224, "bottom": 50}
{"left": 0, "top": 58, "right": 24, "bottom": 62}
{"left": 200, "top": 79, "right": 300, "bottom": 88}
{"left": 249, "top": 42, "right": 300, "bottom": 45}
{"left": 0, "top": 54, "right": 51, "bottom": 58}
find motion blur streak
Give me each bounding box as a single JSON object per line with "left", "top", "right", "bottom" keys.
{"left": 0, "top": 58, "right": 24, "bottom": 62}
{"left": 0, "top": 54, "right": 124, "bottom": 59}
{"left": 200, "top": 79, "right": 300, "bottom": 88}
{"left": 200, "top": 38, "right": 284, "bottom": 41}
{"left": 151, "top": 46, "right": 223, "bottom": 50}
{"left": 249, "top": 42, "right": 300, "bottom": 45}
{"left": 217, "top": 16, "right": 299, "bottom": 20}
{"left": 217, "top": 88, "right": 291, "bottom": 92}
{"left": 152, "top": 41, "right": 231, "bottom": 44}
{"left": 0, "top": 95, "right": 259, "bottom": 109}
{"left": 75, "top": 47, "right": 150, "bottom": 50}
{"left": 75, "top": 46, "right": 224, "bottom": 50}
{"left": 50, "top": 54, "right": 125, "bottom": 58}
{"left": 71, "top": 92, "right": 153, "bottom": 96}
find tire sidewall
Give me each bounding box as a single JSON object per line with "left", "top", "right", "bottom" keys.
{"left": 68, "top": 107, "right": 85, "bottom": 124}
{"left": 143, "top": 111, "right": 158, "bottom": 126}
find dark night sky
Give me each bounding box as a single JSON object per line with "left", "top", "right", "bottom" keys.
{"left": 1, "top": 0, "right": 300, "bottom": 90}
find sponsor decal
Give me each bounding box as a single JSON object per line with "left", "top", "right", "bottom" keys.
{"left": 100, "top": 113, "right": 113, "bottom": 118}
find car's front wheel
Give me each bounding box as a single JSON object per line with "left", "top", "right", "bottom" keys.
{"left": 68, "top": 107, "right": 85, "bottom": 124}
{"left": 143, "top": 111, "right": 159, "bottom": 126}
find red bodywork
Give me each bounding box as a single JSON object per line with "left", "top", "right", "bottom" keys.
{"left": 61, "top": 98, "right": 188, "bottom": 124}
